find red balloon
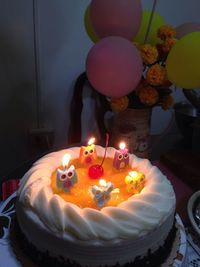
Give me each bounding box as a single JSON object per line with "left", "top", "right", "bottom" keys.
{"left": 176, "top": 22, "right": 200, "bottom": 39}
{"left": 90, "top": 0, "right": 142, "bottom": 40}
{"left": 86, "top": 36, "right": 143, "bottom": 98}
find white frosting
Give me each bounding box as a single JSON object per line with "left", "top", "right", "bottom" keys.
{"left": 16, "top": 202, "right": 175, "bottom": 266}
{"left": 17, "top": 146, "right": 176, "bottom": 242}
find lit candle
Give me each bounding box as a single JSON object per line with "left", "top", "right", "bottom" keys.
{"left": 113, "top": 142, "right": 129, "bottom": 170}
{"left": 125, "top": 171, "right": 145, "bottom": 194}
{"left": 79, "top": 137, "right": 97, "bottom": 164}
{"left": 91, "top": 179, "right": 114, "bottom": 208}
{"left": 56, "top": 154, "right": 78, "bottom": 192}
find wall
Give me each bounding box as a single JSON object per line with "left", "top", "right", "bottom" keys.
{"left": 0, "top": 0, "right": 200, "bottom": 178}
{"left": 37, "top": 0, "right": 92, "bottom": 147}
{"left": 37, "top": 0, "right": 200, "bottom": 143}
{"left": 0, "top": 0, "right": 37, "bottom": 177}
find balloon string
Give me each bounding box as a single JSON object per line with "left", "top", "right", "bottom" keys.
{"left": 100, "top": 132, "right": 109, "bottom": 167}
{"left": 144, "top": 0, "right": 158, "bottom": 44}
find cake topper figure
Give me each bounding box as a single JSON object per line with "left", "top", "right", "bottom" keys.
{"left": 125, "top": 171, "right": 145, "bottom": 194}
{"left": 79, "top": 137, "right": 97, "bottom": 164}
{"left": 113, "top": 142, "right": 129, "bottom": 170}
{"left": 91, "top": 179, "right": 114, "bottom": 208}
{"left": 56, "top": 154, "right": 78, "bottom": 192}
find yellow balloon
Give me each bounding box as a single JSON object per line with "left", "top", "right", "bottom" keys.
{"left": 84, "top": 5, "right": 99, "bottom": 43}
{"left": 166, "top": 32, "right": 200, "bottom": 89}
{"left": 134, "top": 10, "right": 165, "bottom": 45}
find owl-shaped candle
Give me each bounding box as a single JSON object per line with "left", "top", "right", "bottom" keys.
{"left": 91, "top": 179, "right": 114, "bottom": 208}
{"left": 79, "top": 137, "right": 97, "bottom": 165}
{"left": 56, "top": 154, "right": 78, "bottom": 193}
{"left": 113, "top": 142, "right": 129, "bottom": 170}
{"left": 125, "top": 171, "right": 145, "bottom": 194}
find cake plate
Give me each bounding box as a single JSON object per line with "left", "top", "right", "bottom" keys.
{"left": 0, "top": 192, "right": 188, "bottom": 267}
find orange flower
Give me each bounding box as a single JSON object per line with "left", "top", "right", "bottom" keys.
{"left": 157, "top": 25, "right": 176, "bottom": 41}
{"left": 161, "top": 95, "right": 174, "bottom": 110}
{"left": 111, "top": 96, "right": 129, "bottom": 112}
{"left": 146, "top": 64, "right": 167, "bottom": 86}
{"left": 161, "top": 38, "right": 177, "bottom": 53}
{"left": 138, "top": 86, "right": 159, "bottom": 106}
{"left": 140, "top": 44, "right": 158, "bottom": 65}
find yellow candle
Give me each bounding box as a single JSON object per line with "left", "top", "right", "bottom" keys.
{"left": 125, "top": 171, "right": 145, "bottom": 194}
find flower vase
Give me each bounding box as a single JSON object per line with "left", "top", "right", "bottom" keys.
{"left": 111, "top": 108, "right": 152, "bottom": 158}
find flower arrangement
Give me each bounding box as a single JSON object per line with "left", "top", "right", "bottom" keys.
{"left": 110, "top": 25, "right": 177, "bottom": 113}
{"left": 69, "top": 0, "right": 200, "bottom": 149}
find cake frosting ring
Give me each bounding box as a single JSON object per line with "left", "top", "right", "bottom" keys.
{"left": 17, "top": 146, "right": 176, "bottom": 243}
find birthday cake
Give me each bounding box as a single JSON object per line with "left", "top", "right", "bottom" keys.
{"left": 16, "top": 143, "right": 176, "bottom": 267}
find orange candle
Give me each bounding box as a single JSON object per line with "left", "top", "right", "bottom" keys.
{"left": 79, "top": 137, "right": 97, "bottom": 164}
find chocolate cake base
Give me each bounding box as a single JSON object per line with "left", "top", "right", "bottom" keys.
{"left": 10, "top": 216, "right": 177, "bottom": 267}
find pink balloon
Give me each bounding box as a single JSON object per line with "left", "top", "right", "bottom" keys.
{"left": 90, "top": 0, "right": 142, "bottom": 41}
{"left": 86, "top": 36, "right": 143, "bottom": 98}
{"left": 176, "top": 22, "right": 200, "bottom": 39}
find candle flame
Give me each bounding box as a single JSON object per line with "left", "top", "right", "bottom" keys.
{"left": 119, "top": 142, "right": 126, "bottom": 150}
{"left": 62, "top": 154, "right": 71, "bottom": 168}
{"left": 99, "top": 179, "right": 107, "bottom": 187}
{"left": 129, "top": 171, "right": 138, "bottom": 178}
{"left": 88, "top": 137, "right": 95, "bottom": 146}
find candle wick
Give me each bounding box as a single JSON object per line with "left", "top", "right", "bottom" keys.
{"left": 100, "top": 132, "right": 109, "bottom": 167}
